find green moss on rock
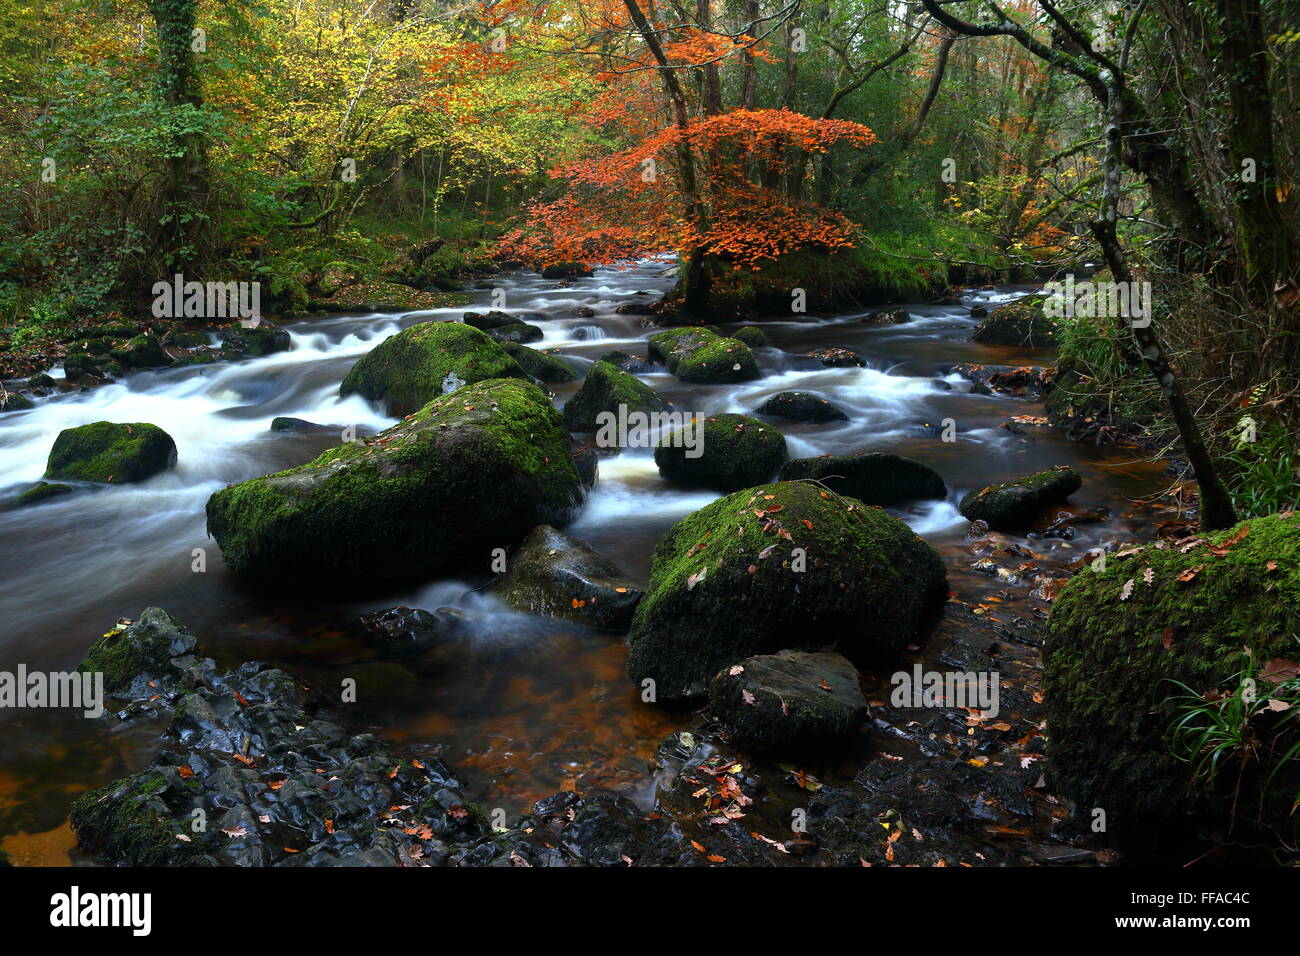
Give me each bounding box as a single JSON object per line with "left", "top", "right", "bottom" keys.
{"left": 207, "top": 378, "right": 584, "bottom": 590}
{"left": 654, "top": 413, "right": 786, "bottom": 492}
{"left": 71, "top": 768, "right": 207, "bottom": 867}
{"left": 563, "top": 360, "right": 669, "bottom": 433}
{"left": 972, "top": 295, "right": 1055, "bottom": 346}
{"left": 627, "top": 481, "right": 947, "bottom": 698}
{"left": 16, "top": 481, "right": 74, "bottom": 506}
{"left": 647, "top": 327, "right": 759, "bottom": 383}
{"left": 45, "top": 421, "right": 177, "bottom": 484}
{"left": 732, "top": 326, "right": 769, "bottom": 348}
{"left": 500, "top": 342, "right": 578, "bottom": 383}
{"left": 1044, "top": 512, "right": 1300, "bottom": 838}
{"left": 958, "top": 466, "right": 1080, "bottom": 531}
{"left": 339, "top": 320, "right": 526, "bottom": 416}
{"left": 779, "top": 452, "right": 946, "bottom": 505}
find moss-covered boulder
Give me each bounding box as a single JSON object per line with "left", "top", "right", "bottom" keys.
{"left": 45, "top": 421, "right": 177, "bottom": 484}
{"left": 17, "top": 481, "right": 74, "bottom": 507}
{"left": 78, "top": 606, "right": 199, "bottom": 699}
{"left": 779, "top": 452, "right": 946, "bottom": 505}
{"left": 627, "top": 481, "right": 947, "bottom": 698}
{"left": 207, "top": 379, "right": 584, "bottom": 590}
{"left": 219, "top": 324, "right": 291, "bottom": 358}
{"left": 339, "top": 321, "right": 525, "bottom": 416}
{"left": 732, "top": 326, "right": 769, "bottom": 348}
{"left": 972, "top": 295, "right": 1055, "bottom": 346}
{"left": 501, "top": 342, "right": 578, "bottom": 383}
{"left": 563, "top": 360, "right": 669, "bottom": 434}
{"left": 71, "top": 768, "right": 206, "bottom": 867}
{"left": 755, "top": 391, "right": 848, "bottom": 423}
{"left": 654, "top": 413, "right": 786, "bottom": 493}
{"left": 484, "top": 320, "right": 543, "bottom": 345}
{"left": 596, "top": 349, "right": 654, "bottom": 374}
{"left": 958, "top": 466, "right": 1081, "bottom": 531}
{"left": 110, "top": 332, "right": 170, "bottom": 368}
{"left": 541, "top": 262, "right": 592, "bottom": 279}
{"left": 647, "top": 327, "right": 759, "bottom": 383}
{"left": 1, "top": 389, "right": 34, "bottom": 412}
{"left": 708, "top": 651, "right": 867, "bottom": 752}
{"left": 489, "top": 525, "right": 644, "bottom": 630}
{"left": 1044, "top": 513, "right": 1300, "bottom": 839}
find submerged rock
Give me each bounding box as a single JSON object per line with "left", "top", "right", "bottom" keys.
{"left": 708, "top": 651, "right": 867, "bottom": 752}
{"left": 1044, "top": 512, "right": 1300, "bottom": 843}
{"left": 357, "top": 605, "right": 471, "bottom": 657}
{"left": 648, "top": 328, "right": 759, "bottom": 383}
{"left": 654, "top": 413, "right": 786, "bottom": 493}
{"left": 778, "top": 452, "right": 947, "bottom": 505}
{"left": 972, "top": 295, "right": 1054, "bottom": 346}
{"left": 339, "top": 320, "right": 525, "bottom": 416}
{"left": 16, "top": 481, "right": 74, "bottom": 507}
{"left": 489, "top": 524, "right": 644, "bottom": 630}
{"left": 958, "top": 466, "right": 1081, "bottom": 531}
{"left": 207, "top": 378, "right": 584, "bottom": 590}
{"left": 45, "top": 421, "right": 177, "bottom": 484}
{"left": 754, "top": 391, "right": 848, "bottom": 423}
{"left": 563, "top": 360, "right": 669, "bottom": 434}
{"left": 626, "top": 481, "right": 947, "bottom": 698}
{"left": 863, "top": 308, "right": 910, "bottom": 325}
{"left": 220, "top": 324, "right": 291, "bottom": 358}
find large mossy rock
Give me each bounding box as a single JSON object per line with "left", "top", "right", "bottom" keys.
{"left": 654, "top": 413, "right": 786, "bottom": 493}
{"left": 958, "top": 466, "right": 1080, "bottom": 531}
{"left": 779, "top": 452, "right": 946, "bottom": 505}
{"left": 626, "top": 481, "right": 947, "bottom": 698}
{"left": 707, "top": 651, "right": 867, "bottom": 752}
{"left": 972, "top": 295, "right": 1055, "bottom": 346}
{"left": 489, "top": 525, "right": 644, "bottom": 630}
{"left": 754, "top": 391, "right": 848, "bottom": 423}
{"left": 647, "top": 327, "right": 759, "bottom": 383}
{"left": 1044, "top": 513, "right": 1300, "bottom": 839}
{"left": 339, "top": 321, "right": 525, "bottom": 416}
{"left": 563, "top": 360, "right": 669, "bottom": 434}
{"left": 501, "top": 342, "right": 577, "bottom": 383}
{"left": 78, "top": 606, "right": 200, "bottom": 699}
{"left": 207, "top": 379, "right": 584, "bottom": 590}
{"left": 45, "top": 421, "right": 177, "bottom": 484}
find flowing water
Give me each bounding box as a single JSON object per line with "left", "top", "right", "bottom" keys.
{"left": 0, "top": 258, "right": 1173, "bottom": 863}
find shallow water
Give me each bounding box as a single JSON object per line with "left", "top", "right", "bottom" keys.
{"left": 0, "top": 259, "right": 1171, "bottom": 863}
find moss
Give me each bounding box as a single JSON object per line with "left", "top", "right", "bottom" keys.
{"left": 647, "top": 327, "right": 758, "bottom": 383}
{"left": 654, "top": 413, "right": 786, "bottom": 492}
{"left": 732, "top": 326, "right": 769, "bottom": 348}
{"left": 500, "top": 343, "right": 576, "bottom": 382}
{"left": 972, "top": 295, "right": 1055, "bottom": 346}
{"left": 16, "top": 481, "right": 73, "bottom": 506}
{"left": 207, "top": 378, "right": 583, "bottom": 589}
{"left": 563, "top": 360, "right": 669, "bottom": 433}
{"left": 44, "top": 421, "right": 178, "bottom": 484}
{"left": 70, "top": 769, "right": 206, "bottom": 866}
{"left": 1043, "top": 512, "right": 1300, "bottom": 835}
{"left": 312, "top": 280, "right": 469, "bottom": 313}
{"left": 627, "top": 481, "right": 947, "bottom": 698}
{"left": 647, "top": 328, "right": 714, "bottom": 369}
{"left": 958, "top": 466, "right": 1081, "bottom": 530}
{"left": 779, "top": 452, "right": 946, "bottom": 505}
{"left": 339, "top": 320, "right": 526, "bottom": 416}
{"left": 77, "top": 607, "right": 195, "bottom": 695}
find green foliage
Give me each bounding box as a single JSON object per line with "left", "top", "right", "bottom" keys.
{"left": 1223, "top": 414, "right": 1300, "bottom": 518}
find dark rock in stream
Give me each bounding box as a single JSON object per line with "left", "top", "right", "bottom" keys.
{"left": 754, "top": 391, "right": 848, "bottom": 423}
{"left": 563, "top": 360, "right": 669, "bottom": 434}
{"left": 500, "top": 342, "right": 578, "bottom": 383}
{"left": 972, "top": 295, "right": 1054, "bottom": 346}
{"left": 219, "top": 323, "right": 291, "bottom": 358}
{"left": 16, "top": 481, "right": 75, "bottom": 507}
{"left": 45, "top": 421, "right": 178, "bottom": 484}
{"left": 489, "top": 524, "right": 644, "bottom": 630}
{"left": 596, "top": 349, "right": 654, "bottom": 374}
{"left": 70, "top": 607, "right": 486, "bottom": 866}
{"left": 654, "top": 413, "right": 786, "bottom": 493}
{"left": 779, "top": 452, "right": 946, "bottom": 505}
{"left": 806, "top": 346, "right": 867, "bottom": 368}
{"left": 647, "top": 328, "right": 759, "bottom": 383}
{"left": 958, "top": 466, "right": 1082, "bottom": 532}
{"left": 357, "top": 605, "right": 472, "bottom": 657}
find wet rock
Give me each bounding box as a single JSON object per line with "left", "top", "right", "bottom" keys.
{"left": 648, "top": 328, "right": 759, "bottom": 383}
{"left": 958, "top": 466, "right": 1081, "bottom": 531}
{"left": 111, "top": 332, "right": 171, "bottom": 368}
{"left": 614, "top": 302, "right": 655, "bottom": 316}
{"left": 16, "top": 481, "right": 74, "bottom": 507}
{"left": 864, "top": 308, "right": 910, "bottom": 325}
{"left": 313, "top": 280, "right": 450, "bottom": 312}
{"left": 78, "top": 606, "right": 200, "bottom": 700}
{"left": 269, "top": 416, "right": 333, "bottom": 433}
{"left": 732, "top": 326, "right": 769, "bottom": 348}
{"left": 972, "top": 295, "right": 1054, "bottom": 346}
{"left": 708, "top": 651, "right": 867, "bottom": 752}
{"left": 754, "top": 391, "right": 848, "bottom": 423}
{"left": 541, "top": 262, "right": 593, "bottom": 279}
{"left": 951, "top": 362, "right": 1050, "bottom": 396}
{"left": 563, "top": 360, "right": 670, "bottom": 434}
{"left": 1044, "top": 512, "right": 1300, "bottom": 843}
{"left": 207, "top": 379, "right": 584, "bottom": 590}
{"left": 357, "top": 605, "right": 470, "bottom": 657}
{"left": 490, "top": 524, "right": 644, "bottom": 629}
{"left": 0, "top": 388, "right": 33, "bottom": 412}
{"left": 462, "top": 310, "right": 517, "bottom": 330}
{"left": 596, "top": 349, "right": 654, "bottom": 374}
{"left": 806, "top": 346, "right": 866, "bottom": 368}
{"left": 62, "top": 352, "right": 102, "bottom": 379}
{"left": 500, "top": 342, "right": 578, "bottom": 383}
{"left": 70, "top": 609, "right": 485, "bottom": 867}
{"left": 969, "top": 305, "right": 988, "bottom": 318}
{"left": 338, "top": 321, "right": 526, "bottom": 416}
{"left": 571, "top": 441, "right": 598, "bottom": 489}
{"left": 28, "top": 372, "right": 57, "bottom": 388}
{"left": 45, "top": 421, "right": 177, "bottom": 484}
{"left": 219, "top": 324, "right": 291, "bottom": 358}
{"left": 778, "top": 452, "right": 946, "bottom": 505}
{"left": 655, "top": 413, "right": 786, "bottom": 493}
{"left": 627, "top": 481, "right": 947, "bottom": 698}
{"left": 574, "top": 307, "right": 596, "bottom": 318}
{"left": 484, "top": 320, "right": 543, "bottom": 345}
